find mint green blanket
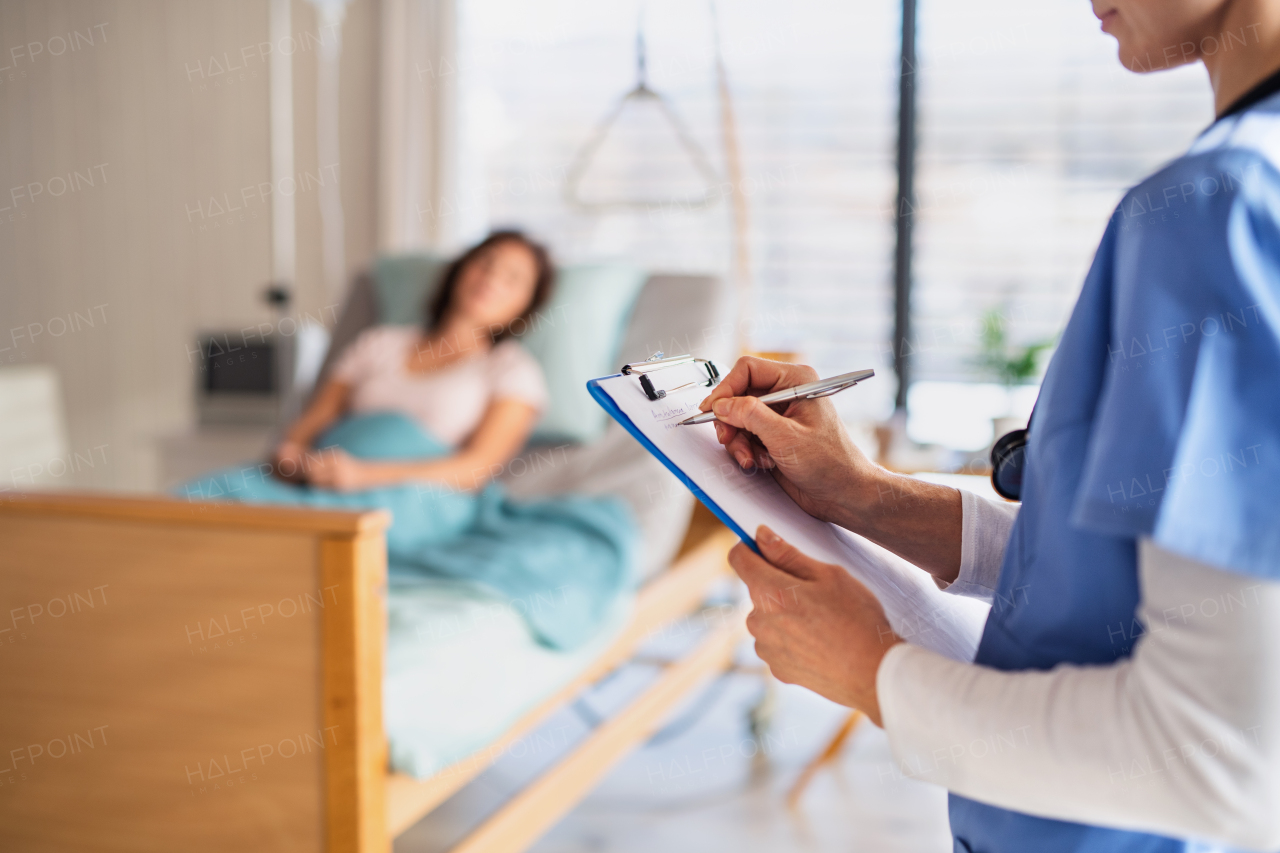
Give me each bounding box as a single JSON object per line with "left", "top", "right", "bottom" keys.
{"left": 177, "top": 412, "right": 637, "bottom": 649}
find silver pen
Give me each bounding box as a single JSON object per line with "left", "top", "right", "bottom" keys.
{"left": 678, "top": 368, "right": 875, "bottom": 426}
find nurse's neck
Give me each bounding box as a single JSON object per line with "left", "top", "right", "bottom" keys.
{"left": 1200, "top": 0, "right": 1280, "bottom": 117}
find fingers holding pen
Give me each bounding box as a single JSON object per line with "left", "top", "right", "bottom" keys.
{"left": 698, "top": 356, "right": 824, "bottom": 471}
{"left": 711, "top": 403, "right": 768, "bottom": 468}
{"left": 700, "top": 356, "right": 819, "bottom": 409}
{"left": 730, "top": 431, "right": 766, "bottom": 469}
{"left": 716, "top": 394, "right": 799, "bottom": 467}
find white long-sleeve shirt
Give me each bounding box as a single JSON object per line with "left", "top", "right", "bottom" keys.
{"left": 877, "top": 490, "right": 1280, "bottom": 851}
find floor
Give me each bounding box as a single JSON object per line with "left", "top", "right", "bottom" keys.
{"left": 395, "top": 634, "right": 953, "bottom": 853}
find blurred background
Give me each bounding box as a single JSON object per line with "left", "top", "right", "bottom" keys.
{"left": 0, "top": 1, "right": 1213, "bottom": 851}
{"left": 0, "top": 0, "right": 1211, "bottom": 494}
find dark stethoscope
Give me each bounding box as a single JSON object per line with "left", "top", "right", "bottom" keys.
{"left": 990, "top": 408, "right": 1033, "bottom": 502}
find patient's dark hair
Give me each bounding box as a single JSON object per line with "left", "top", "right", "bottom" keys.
{"left": 426, "top": 230, "right": 554, "bottom": 342}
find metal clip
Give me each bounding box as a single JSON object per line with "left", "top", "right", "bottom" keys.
{"left": 621, "top": 353, "right": 720, "bottom": 400}
{"left": 622, "top": 352, "right": 694, "bottom": 374}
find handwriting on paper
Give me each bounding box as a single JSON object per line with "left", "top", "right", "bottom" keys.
{"left": 649, "top": 398, "right": 701, "bottom": 425}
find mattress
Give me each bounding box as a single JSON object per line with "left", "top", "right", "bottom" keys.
{"left": 384, "top": 579, "right": 634, "bottom": 779}
{"left": 382, "top": 425, "right": 681, "bottom": 778}
{"left": 380, "top": 272, "right": 734, "bottom": 778}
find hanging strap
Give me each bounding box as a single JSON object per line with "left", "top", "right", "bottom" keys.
{"left": 562, "top": 9, "right": 721, "bottom": 212}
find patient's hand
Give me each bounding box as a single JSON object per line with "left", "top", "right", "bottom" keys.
{"left": 306, "top": 448, "right": 371, "bottom": 492}
{"left": 272, "top": 440, "right": 310, "bottom": 484}
{"left": 699, "top": 356, "right": 879, "bottom": 530}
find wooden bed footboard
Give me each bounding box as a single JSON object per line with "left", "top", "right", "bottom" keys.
{"left": 0, "top": 493, "right": 390, "bottom": 853}
{"left": 0, "top": 494, "right": 740, "bottom": 853}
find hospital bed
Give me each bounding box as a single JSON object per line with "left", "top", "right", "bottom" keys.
{"left": 0, "top": 271, "right": 745, "bottom": 852}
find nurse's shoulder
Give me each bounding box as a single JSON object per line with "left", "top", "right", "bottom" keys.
{"left": 1117, "top": 100, "right": 1280, "bottom": 229}
{"left": 1086, "top": 103, "right": 1280, "bottom": 413}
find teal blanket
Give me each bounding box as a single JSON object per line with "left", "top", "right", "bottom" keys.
{"left": 177, "top": 412, "right": 637, "bottom": 650}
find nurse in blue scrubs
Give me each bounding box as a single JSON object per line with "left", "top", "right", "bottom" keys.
{"left": 702, "top": 1, "right": 1280, "bottom": 850}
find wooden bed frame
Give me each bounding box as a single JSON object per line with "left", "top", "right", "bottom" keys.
{"left": 0, "top": 493, "right": 741, "bottom": 852}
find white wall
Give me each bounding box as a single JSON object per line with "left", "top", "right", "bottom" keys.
{"left": 0, "top": 0, "right": 381, "bottom": 490}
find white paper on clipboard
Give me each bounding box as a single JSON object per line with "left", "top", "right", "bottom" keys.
{"left": 595, "top": 372, "right": 990, "bottom": 663}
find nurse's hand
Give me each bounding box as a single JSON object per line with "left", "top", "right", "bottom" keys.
{"left": 702, "top": 356, "right": 965, "bottom": 585}
{"left": 730, "top": 526, "right": 901, "bottom": 726}
{"left": 698, "top": 356, "right": 878, "bottom": 529}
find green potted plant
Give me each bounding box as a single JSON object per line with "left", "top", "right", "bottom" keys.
{"left": 975, "top": 307, "right": 1054, "bottom": 439}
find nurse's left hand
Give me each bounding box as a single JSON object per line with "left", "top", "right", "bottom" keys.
{"left": 730, "top": 525, "right": 901, "bottom": 727}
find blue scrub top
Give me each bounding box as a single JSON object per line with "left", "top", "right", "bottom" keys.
{"left": 948, "top": 93, "right": 1280, "bottom": 851}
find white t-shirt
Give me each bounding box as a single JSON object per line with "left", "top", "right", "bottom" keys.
{"left": 329, "top": 325, "right": 548, "bottom": 447}
{"left": 876, "top": 492, "right": 1280, "bottom": 850}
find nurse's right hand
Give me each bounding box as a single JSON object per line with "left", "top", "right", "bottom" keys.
{"left": 698, "top": 356, "right": 881, "bottom": 530}
{"left": 700, "top": 356, "right": 964, "bottom": 583}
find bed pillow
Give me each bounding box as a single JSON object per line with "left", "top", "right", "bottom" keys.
{"left": 373, "top": 254, "right": 648, "bottom": 446}
{"left": 521, "top": 264, "right": 648, "bottom": 444}
{"left": 373, "top": 253, "right": 449, "bottom": 326}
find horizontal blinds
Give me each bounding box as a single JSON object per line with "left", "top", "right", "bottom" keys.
{"left": 911, "top": 0, "right": 1211, "bottom": 383}
{"left": 460, "top": 0, "right": 902, "bottom": 419}
{"left": 459, "top": 0, "right": 1213, "bottom": 418}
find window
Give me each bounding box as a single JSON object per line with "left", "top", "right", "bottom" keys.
{"left": 457, "top": 0, "right": 901, "bottom": 420}
{"left": 908, "top": 0, "right": 1210, "bottom": 447}
{"left": 457, "top": 0, "right": 1213, "bottom": 444}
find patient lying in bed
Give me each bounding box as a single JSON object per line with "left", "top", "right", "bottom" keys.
{"left": 275, "top": 230, "right": 552, "bottom": 494}
{"left": 179, "top": 231, "right": 636, "bottom": 650}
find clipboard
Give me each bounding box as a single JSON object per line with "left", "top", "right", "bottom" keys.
{"left": 587, "top": 365, "right": 752, "bottom": 550}
{"left": 588, "top": 355, "right": 991, "bottom": 662}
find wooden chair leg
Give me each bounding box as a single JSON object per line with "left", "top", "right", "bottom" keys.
{"left": 785, "top": 710, "right": 864, "bottom": 808}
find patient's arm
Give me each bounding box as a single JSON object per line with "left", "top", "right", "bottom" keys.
{"left": 285, "top": 379, "right": 352, "bottom": 446}
{"left": 274, "top": 379, "right": 353, "bottom": 482}
{"left": 308, "top": 398, "right": 539, "bottom": 492}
